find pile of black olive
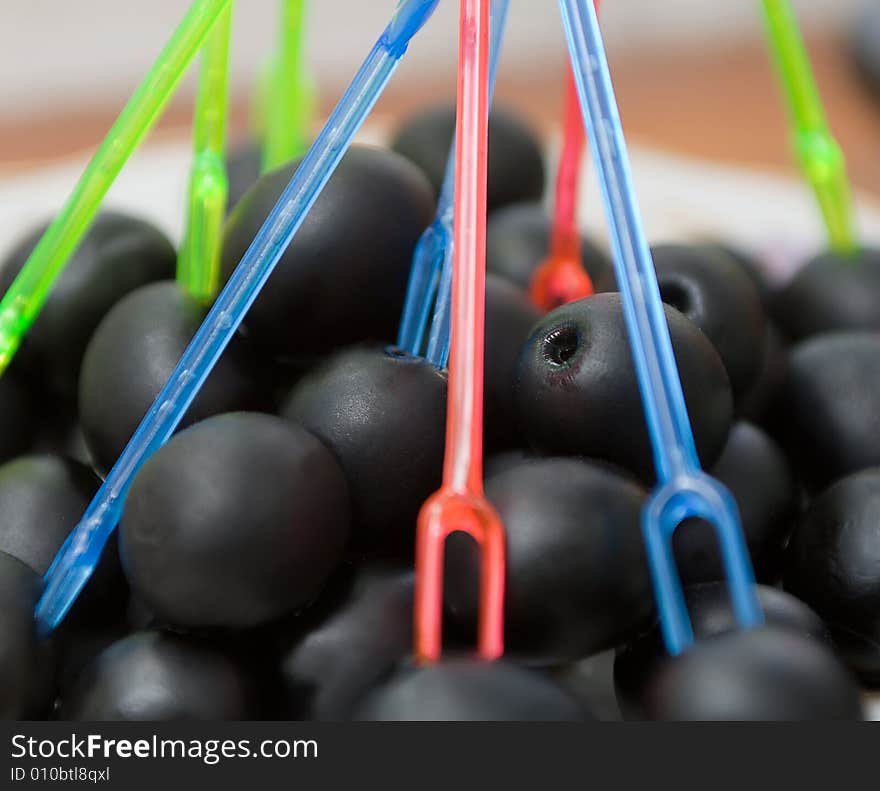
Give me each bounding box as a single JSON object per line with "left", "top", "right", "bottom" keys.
{"left": 0, "top": 101, "right": 878, "bottom": 721}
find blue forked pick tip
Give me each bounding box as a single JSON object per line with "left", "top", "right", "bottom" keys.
{"left": 642, "top": 472, "right": 764, "bottom": 656}
{"left": 397, "top": 220, "right": 452, "bottom": 355}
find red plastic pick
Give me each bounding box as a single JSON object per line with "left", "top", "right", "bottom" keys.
{"left": 529, "top": 2, "right": 602, "bottom": 311}
{"left": 414, "top": 0, "right": 505, "bottom": 665}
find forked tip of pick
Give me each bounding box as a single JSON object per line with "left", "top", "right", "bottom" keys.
{"left": 413, "top": 490, "right": 506, "bottom": 664}
{"left": 529, "top": 258, "right": 595, "bottom": 312}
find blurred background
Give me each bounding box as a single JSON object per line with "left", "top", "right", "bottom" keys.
{"left": 0, "top": 1, "right": 869, "bottom": 114}
{"left": 1, "top": 0, "right": 878, "bottom": 192}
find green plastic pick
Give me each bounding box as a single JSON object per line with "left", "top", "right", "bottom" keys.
{"left": 0, "top": 0, "right": 232, "bottom": 376}
{"left": 760, "top": 0, "right": 858, "bottom": 255}
{"left": 178, "top": 4, "right": 234, "bottom": 304}
{"left": 262, "top": 0, "right": 314, "bottom": 173}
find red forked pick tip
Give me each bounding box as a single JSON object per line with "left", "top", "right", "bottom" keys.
{"left": 414, "top": 490, "right": 505, "bottom": 664}
{"left": 530, "top": 253, "right": 595, "bottom": 311}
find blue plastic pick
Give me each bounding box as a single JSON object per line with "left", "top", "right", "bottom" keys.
{"left": 558, "top": 0, "right": 764, "bottom": 655}
{"left": 396, "top": 0, "right": 510, "bottom": 366}
{"left": 34, "top": 0, "right": 441, "bottom": 634}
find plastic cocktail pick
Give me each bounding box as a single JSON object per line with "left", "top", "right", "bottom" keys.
{"left": 529, "top": 63, "right": 595, "bottom": 311}
{"left": 177, "top": 4, "right": 234, "bottom": 304}
{"left": 414, "top": 0, "right": 505, "bottom": 664}
{"left": 0, "top": 0, "right": 232, "bottom": 377}
{"left": 558, "top": 0, "right": 764, "bottom": 656}
{"left": 262, "top": 0, "right": 314, "bottom": 172}
{"left": 34, "top": 0, "right": 442, "bottom": 634}
{"left": 759, "top": 0, "right": 858, "bottom": 255}
{"left": 396, "top": 0, "right": 510, "bottom": 365}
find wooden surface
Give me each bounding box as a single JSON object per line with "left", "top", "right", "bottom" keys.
{"left": 1, "top": 32, "right": 878, "bottom": 196}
